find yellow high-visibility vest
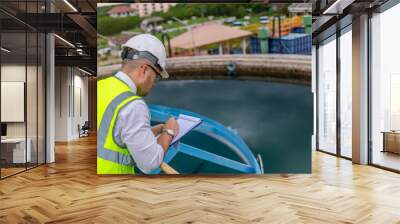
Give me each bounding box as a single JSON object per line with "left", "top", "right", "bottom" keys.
{"left": 97, "top": 75, "right": 141, "bottom": 174}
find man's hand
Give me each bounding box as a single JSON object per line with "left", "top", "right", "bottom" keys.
{"left": 157, "top": 117, "right": 179, "bottom": 154}
{"left": 151, "top": 124, "right": 164, "bottom": 135}
{"left": 164, "top": 117, "right": 179, "bottom": 136}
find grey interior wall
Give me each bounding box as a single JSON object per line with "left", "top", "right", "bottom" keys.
{"left": 54, "top": 67, "right": 89, "bottom": 141}
{"left": 1, "top": 64, "right": 26, "bottom": 138}
{"left": 54, "top": 66, "right": 70, "bottom": 141}
{"left": 73, "top": 71, "right": 89, "bottom": 138}
{"left": 1, "top": 64, "right": 40, "bottom": 144}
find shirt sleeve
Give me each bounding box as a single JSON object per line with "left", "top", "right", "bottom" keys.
{"left": 115, "top": 100, "right": 164, "bottom": 173}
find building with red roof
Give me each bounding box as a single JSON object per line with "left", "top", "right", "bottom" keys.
{"left": 107, "top": 5, "right": 137, "bottom": 18}
{"left": 170, "top": 23, "right": 254, "bottom": 56}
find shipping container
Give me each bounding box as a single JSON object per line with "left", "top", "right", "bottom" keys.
{"left": 269, "top": 33, "right": 311, "bottom": 55}
{"left": 249, "top": 36, "right": 261, "bottom": 54}
{"left": 291, "top": 27, "right": 305, "bottom": 33}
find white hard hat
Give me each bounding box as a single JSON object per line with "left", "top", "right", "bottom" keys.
{"left": 121, "top": 34, "right": 169, "bottom": 79}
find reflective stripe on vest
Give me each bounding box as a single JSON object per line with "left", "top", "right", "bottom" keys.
{"left": 97, "top": 91, "right": 136, "bottom": 166}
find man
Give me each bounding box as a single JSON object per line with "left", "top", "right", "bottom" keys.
{"left": 97, "top": 34, "right": 179, "bottom": 174}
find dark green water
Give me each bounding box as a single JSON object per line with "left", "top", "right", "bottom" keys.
{"left": 145, "top": 80, "right": 312, "bottom": 173}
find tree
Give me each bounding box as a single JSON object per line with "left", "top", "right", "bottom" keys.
{"left": 97, "top": 6, "right": 112, "bottom": 18}
{"left": 97, "top": 16, "right": 142, "bottom": 36}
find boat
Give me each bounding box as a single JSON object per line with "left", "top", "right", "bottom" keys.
{"left": 148, "top": 104, "right": 263, "bottom": 174}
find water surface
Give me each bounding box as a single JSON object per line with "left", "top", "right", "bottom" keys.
{"left": 145, "top": 80, "right": 312, "bottom": 173}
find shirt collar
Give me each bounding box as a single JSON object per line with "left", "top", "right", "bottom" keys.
{"left": 115, "top": 71, "right": 137, "bottom": 94}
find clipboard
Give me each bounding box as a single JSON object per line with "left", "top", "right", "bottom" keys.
{"left": 170, "top": 114, "right": 202, "bottom": 146}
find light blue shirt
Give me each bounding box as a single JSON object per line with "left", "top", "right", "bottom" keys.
{"left": 113, "top": 71, "right": 164, "bottom": 173}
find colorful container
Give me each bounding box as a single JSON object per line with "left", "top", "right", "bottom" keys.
{"left": 303, "top": 15, "right": 312, "bottom": 34}
{"left": 291, "top": 27, "right": 305, "bottom": 34}
{"left": 269, "top": 33, "right": 311, "bottom": 55}
{"left": 249, "top": 36, "right": 261, "bottom": 54}
{"left": 258, "top": 27, "right": 269, "bottom": 54}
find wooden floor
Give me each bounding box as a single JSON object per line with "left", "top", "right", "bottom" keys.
{"left": 1, "top": 167, "right": 26, "bottom": 177}
{"left": 1, "top": 163, "right": 45, "bottom": 178}
{"left": 1, "top": 135, "right": 400, "bottom": 223}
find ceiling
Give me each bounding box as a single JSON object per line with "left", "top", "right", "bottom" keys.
{"left": 0, "top": 0, "right": 97, "bottom": 74}
{"left": 311, "top": 0, "right": 390, "bottom": 43}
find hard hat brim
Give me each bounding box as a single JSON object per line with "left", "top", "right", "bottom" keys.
{"left": 160, "top": 69, "right": 169, "bottom": 79}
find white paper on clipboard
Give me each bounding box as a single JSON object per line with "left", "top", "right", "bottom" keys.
{"left": 170, "top": 114, "right": 202, "bottom": 145}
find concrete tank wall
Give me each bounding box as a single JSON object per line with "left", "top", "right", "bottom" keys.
{"left": 98, "top": 54, "right": 311, "bottom": 85}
